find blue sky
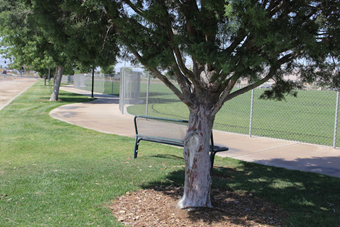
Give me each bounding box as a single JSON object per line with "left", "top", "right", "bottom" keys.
{"left": 0, "top": 55, "right": 9, "bottom": 68}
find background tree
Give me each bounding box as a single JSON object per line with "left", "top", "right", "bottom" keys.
{"left": 0, "top": 0, "right": 75, "bottom": 100}
{"left": 18, "top": 0, "right": 340, "bottom": 208}
{"left": 101, "top": 65, "right": 115, "bottom": 74}
{"left": 29, "top": 0, "right": 119, "bottom": 100}
{"left": 0, "top": 0, "right": 119, "bottom": 101}
{"left": 0, "top": 0, "right": 51, "bottom": 75}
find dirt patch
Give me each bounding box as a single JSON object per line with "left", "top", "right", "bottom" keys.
{"left": 109, "top": 185, "right": 288, "bottom": 227}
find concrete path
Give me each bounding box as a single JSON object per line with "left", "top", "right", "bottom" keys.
{"left": 50, "top": 85, "right": 340, "bottom": 178}
{"left": 2, "top": 77, "right": 338, "bottom": 178}
{"left": 0, "top": 75, "right": 38, "bottom": 111}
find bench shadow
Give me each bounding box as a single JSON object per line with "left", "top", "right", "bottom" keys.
{"left": 148, "top": 154, "right": 184, "bottom": 160}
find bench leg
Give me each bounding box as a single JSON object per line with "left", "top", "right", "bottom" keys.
{"left": 210, "top": 151, "right": 216, "bottom": 174}
{"left": 133, "top": 137, "right": 139, "bottom": 159}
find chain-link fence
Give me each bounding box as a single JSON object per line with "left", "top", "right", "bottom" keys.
{"left": 63, "top": 73, "right": 119, "bottom": 95}
{"left": 119, "top": 68, "right": 142, "bottom": 114}
{"left": 121, "top": 73, "right": 340, "bottom": 148}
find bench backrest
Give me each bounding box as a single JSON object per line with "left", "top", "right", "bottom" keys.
{"left": 134, "top": 115, "right": 188, "bottom": 142}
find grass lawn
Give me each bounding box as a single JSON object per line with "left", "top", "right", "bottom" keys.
{"left": 1, "top": 81, "right": 340, "bottom": 226}
{"left": 127, "top": 82, "right": 340, "bottom": 146}
{"left": 82, "top": 79, "right": 120, "bottom": 95}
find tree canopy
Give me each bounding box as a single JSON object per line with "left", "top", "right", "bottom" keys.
{"left": 27, "top": 0, "right": 119, "bottom": 69}
{"left": 105, "top": 0, "right": 339, "bottom": 106}
{"left": 0, "top": 0, "right": 53, "bottom": 75}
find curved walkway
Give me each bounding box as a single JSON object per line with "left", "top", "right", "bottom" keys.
{"left": 49, "top": 85, "right": 340, "bottom": 178}
{"left": 2, "top": 79, "right": 340, "bottom": 178}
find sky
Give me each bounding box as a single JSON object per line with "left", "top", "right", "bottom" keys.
{"left": 0, "top": 55, "right": 140, "bottom": 72}
{"left": 0, "top": 54, "right": 190, "bottom": 73}
{"left": 114, "top": 60, "right": 143, "bottom": 73}
{"left": 0, "top": 55, "right": 10, "bottom": 69}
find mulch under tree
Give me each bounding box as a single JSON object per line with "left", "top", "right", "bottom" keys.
{"left": 109, "top": 185, "right": 288, "bottom": 227}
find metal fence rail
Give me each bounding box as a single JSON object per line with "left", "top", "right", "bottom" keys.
{"left": 63, "top": 73, "right": 119, "bottom": 96}
{"left": 121, "top": 75, "right": 340, "bottom": 148}
{"left": 64, "top": 71, "right": 340, "bottom": 148}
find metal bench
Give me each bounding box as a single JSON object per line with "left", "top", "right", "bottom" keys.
{"left": 133, "top": 115, "right": 229, "bottom": 173}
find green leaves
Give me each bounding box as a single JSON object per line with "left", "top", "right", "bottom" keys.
{"left": 2, "top": 0, "right": 340, "bottom": 105}
{"left": 0, "top": 0, "right": 119, "bottom": 75}
{"left": 259, "top": 80, "right": 301, "bottom": 101}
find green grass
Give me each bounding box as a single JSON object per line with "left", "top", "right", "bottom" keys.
{"left": 1, "top": 81, "right": 340, "bottom": 226}
{"left": 127, "top": 82, "right": 340, "bottom": 146}
{"left": 82, "top": 79, "right": 120, "bottom": 95}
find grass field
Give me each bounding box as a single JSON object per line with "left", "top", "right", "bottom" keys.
{"left": 127, "top": 81, "right": 340, "bottom": 147}
{"left": 82, "top": 79, "right": 120, "bottom": 95}
{"left": 71, "top": 74, "right": 120, "bottom": 95}
{"left": 1, "top": 81, "right": 340, "bottom": 226}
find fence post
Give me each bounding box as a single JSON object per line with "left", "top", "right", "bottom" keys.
{"left": 249, "top": 89, "right": 254, "bottom": 137}
{"left": 333, "top": 90, "right": 340, "bottom": 148}
{"left": 121, "top": 70, "right": 126, "bottom": 114}
{"left": 145, "top": 73, "right": 151, "bottom": 116}
{"left": 48, "top": 66, "right": 51, "bottom": 83}
{"left": 111, "top": 75, "right": 114, "bottom": 95}
{"left": 102, "top": 74, "right": 105, "bottom": 94}
{"left": 91, "top": 67, "right": 95, "bottom": 98}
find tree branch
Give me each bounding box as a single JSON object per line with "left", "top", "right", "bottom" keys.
{"left": 224, "top": 31, "right": 248, "bottom": 56}
{"left": 121, "top": 0, "right": 144, "bottom": 16}
{"left": 222, "top": 67, "right": 277, "bottom": 103}
{"left": 215, "top": 51, "right": 299, "bottom": 111}
{"left": 173, "top": 46, "right": 196, "bottom": 82}
{"left": 113, "top": 21, "right": 193, "bottom": 107}
{"left": 171, "top": 63, "right": 192, "bottom": 94}
{"left": 158, "top": 1, "right": 199, "bottom": 88}
{"left": 151, "top": 67, "right": 194, "bottom": 108}
{"left": 170, "top": 2, "right": 199, "bottom": 84}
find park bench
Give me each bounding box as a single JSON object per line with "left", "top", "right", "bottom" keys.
{"left": 133, "top": 115, "right": 229, "bottom": 173}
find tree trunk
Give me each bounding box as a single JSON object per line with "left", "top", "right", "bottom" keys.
{"left": 177, "top": 104, "right": 215, "bottom": 208}
{"left": 49, "top": 65, "right": 64, "bottom": 101}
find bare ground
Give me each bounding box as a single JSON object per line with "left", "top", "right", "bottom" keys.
{"left": 109, "top": 185, "right": 288, "bottom": 227}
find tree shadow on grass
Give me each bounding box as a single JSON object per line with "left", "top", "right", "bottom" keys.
{"left": 138, "top": 167, "right": 287, "bottom": 226}
{"left": 141, "top": 159, "right": 340, "bottom": 226}
{"left": 58, "top": 92, "right": 95, "bottom": 103}
{"left": 224, "top": 161, "right": 340, "bottom": 226}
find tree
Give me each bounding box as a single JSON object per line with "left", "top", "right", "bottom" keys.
{"left": 0, "top": 0, "right": 51, "bottom": 74}
{"left": 103, "top": 0, "right": 340, "bottom": 208}
{"left": 17, "top": 0, "right": 340, "bottom": 208}
{"left": 28, "top": 0, "right": 119, "bottom": 101}
{"left": 0, "top": 0, "right": 119, "bottom": 101}
{"left": 0, "top": 0, "right": 75, "bottom": 100}
{"left": 101, "top": 65, "right": 115, "bottom": 74}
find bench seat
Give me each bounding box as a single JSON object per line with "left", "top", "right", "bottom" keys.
{"left": 133, "top": 115, "right": 228, "bottom": 173}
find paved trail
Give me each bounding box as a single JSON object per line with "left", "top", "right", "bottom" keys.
{"left": 2, "top": 77, "right": 340, "bottom": 178}
{"left": 0, "top": 75, "right": 38, "bottom": 111}
{"left": 50, "top": 86, "right": 340, "bottom": 178}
